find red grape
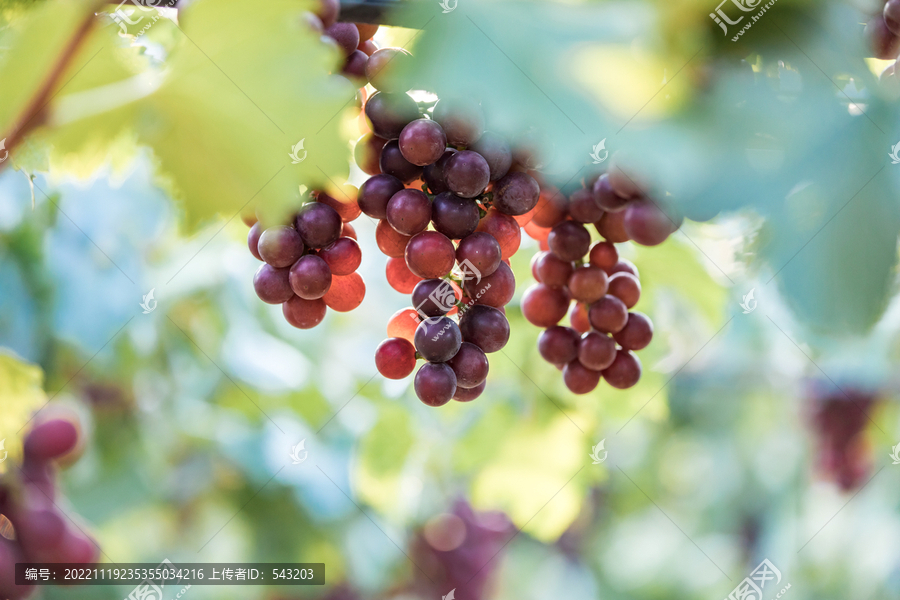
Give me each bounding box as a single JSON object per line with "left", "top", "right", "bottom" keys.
{"left": 376, "top": 219, "right": 412, "bottom": 257}
{"left": 405, "top": 231, "right": 456, "bottom": 278}
{"left": 289, "top": 255, "right": 332, "bottom": 300}
{"left": 399, "top": 118, "right": 447, "bottom": 166}
{"left": 414, "top": 316, "right": 462, "bottom": 362}
{"left": 521, "top": 284, "right": 569, "bottom": 327}
{"left": 432, "top": 192, "right": 481, "bottom": 240}
{"left": 609, "top": 258, "right": 639, "bottom": 277}
{"left": 548, "top": 221, "right": 590, "bottom": 261}
{"left": 459, "top": 305, "right": 510, "bottom": 352}
{"left": 568, "top": 187, "right": 605, "bottom": 223}
{"left": 453, "top": 380, "right": 486, "bottom": 402}
{"left": 315, "top": 189, "right": 361, "bottom": 223}
{"left": 23, "top": 419, "right": 79, "bottom": 461}
{"left": 253, "top": 264, "right": 293, "bottom": 304}
{"left": 248, "top": 222, "right": 263, "bottom": 260}
{"left": 534, "top": 252, "right": 574, "bottom": 288}
{"left": 355, "top": 22, "right": 378, "bottom": 41}
{"left": 592, "top": 173, "right": 630, "bottom": 212}
{"left": 323, "top": 272, "right": 366, "bottom": 312}
{"left": 375, "top": 338, "right": 417, "bottom": 379}
{"left": 476, "top": 209, "right": 521, "bottom": 259}
{"left": 578, "top": 331, "right": 616, "bottom": 371}
{"left": 355, "top": 133, "right": 386, "bottom": 176}
{"left": 464, "top": 261, "right": 515, "bottom": 307}
{"left": 283, "top": 296, "right": 327, "bottom": 329}
{"left": 386, "top": 256, "right": 423, "bottom": 293}
{"left": 595, "top": 210, "right": 630, "bottom": 243}
{"left": 563, "top": 360, "right": 601, "bottom": 394}
{"left": 623, "top": 200, "right": 681, "bottom": 246}
{"left": 364, "top": 91, "right": 419, "bottom": 139}
{"left": 258, "top": 225, "right": 305, "bottom": 268}
{"left": 319, "top": 237, "right": 362, "bottom": 276}
{"left": 444, "top": 150, "right": 490, "bottom": 198}
{"left": 415, "top": 362, "right": 457, "bottom": 407}
{"left": 607, "top": 272, "right": 641, "bottom": 308}
{"left": 613, "top": 312, "right": 653, "bottom": 350}
{"left": 588, "top": 241, "right": 618, "bottom": 271}
{"left": 365, "top": 47, "right": 413, "bottom": 93}
{"left": 295, "top": 202, "right": 342, "bottom": 249}
{"left": 456, "top": 232, "right": 502, "bottom": 278}
{"left": 588, "top": 295, "right": 628, "bottom": 333}
{"left": 447, "top": 342, "right": 489, "bottom": 389}
{"left": 537, "top": 326, "right": 580, "bottom": 366}
{"left": 602, "top": 350, "right": 642, "bottom": 389}
{"left": 569, "top": 302, "right": 590, "bottom": 333}
{"left": 433, "top": 97, "right": 485, "bottom": 146}
{"left": 532, "top": 189, "right": 568, "bottom": 227}
{"left": 387, "top": 307, "right": 420, "bottom": 342}
{"left": 387, "top": 188, "right": 432, "bottom": 235}
{"left": 423, "top": 149, "right": 457, "bottom": 195}
{"left": 568, "top": 266, "right": 609, "bottom": 303}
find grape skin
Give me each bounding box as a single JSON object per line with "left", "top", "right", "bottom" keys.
{"left": 588, "top": 241, "right": 618, "bottom": 271}
{"left": 431, "top": 192, "right": 481, "bottom": 240}
{"left": 412, "top": 279, "right": 459, "bottom": 318}
{"left": 602, "top": 350, "right": 642, "bottom": 389}
{"left": 475, "top": 210, "right": 521, "bottom": 260}
{"left": 453, "top": 380, "right": 486, "bottom": 402}
{"left": 387, "top": 188, "right": 432, "bottom": 235}
{"left": 399, "top": 118, "right": 448, "bottom": 166}
{"left": 568, "top": 266, "right": 609, "bottom": 304}
{"left": 375, "top": 337, "right": 417, "bottom": 379}
{"left": 423, "top": 149, "right": 457, "bottom": 195}
{"left": 588, "top": 295, "right": 629, "bottom": 334}
{"left": 355, "top": 133, "right": 386, "bottom": 176}
{"left": 447, "top": 342, "right": 489, "bottom": 389}
{"left": 359, "top": 174, "right": 404, "bottom": 219}
{"left": 325, "top": 22, "right": 359, "bottom": 56}
{"left": 323, "top": 272, "right": 366, "bottom": 312}
{"left": 444, "top": 150, "right": 491, "bottom": 198}
{"left": 456, "top": 232, "right": 502, "bottom": 278}
{"left": 415, "top": 362, "right": 457, "bottom": 406}
{"left": 592, "top": 173, "right": 630, "bottom": 212}
{"left": 258, "top": 226, "right": 305, "bottom": 268}
{"left": 568, "top": 187, "right": 605, "bottom": 223}
{"left": 319, "top": 237, "right": 362, "bottom": 276}
{"left": 548, "top": 221, "right": 591, "bottom": 261}
{"left": 386, "top": 256, "right": 423, "bottom": 293}
{"left": 365, "top": 48, "right": 413, "bottom": 93}
{"left": 283, "top": 296, "right": 328, "bottom": 329}
{"left": 492, "top": 172, "right": 540, "bottom": 216}
{"left": 433, "top": 97, "right": 485, "bottom": 146}
{"left": 405, "top": 231, "right": 456, "bottom": 279}
{"left": 534, "top": 252, "right": 574, "bottom": 288}
{"left": 253, "top": 264, "right": 294, "bottom": 304}
{"left": 414, "top": 316, "right": 463, "bottom": 362}
{"left": 578, "top": 331, "right": 616, "bottom": 371}
{"left": 380, "top": 140, "right": 424, "bottom": 183}
{"left": 613, "top": 312, "right": 653, "bottom": 351}
{"left": 458, "top": 305, "right": 510, "bottom": 353}
{"left": 289, "top": 255, "right": 332, "bottom": 300}
{"left": 537, "top": 326, "right": 580, "bottom": 366}
{"left": 595, "top": 210, "right": 630, "bottom": 244}
{"left": 464, "top": 261, "right": 516, "bottom": 308}
{"left": 563, "top": 360, "right": 601, "bottom": 394}
{"left": 295, "top": 202, "right": 342, "bottom": 249}
{"left": 376, "top": 219, "right": 412, "bottom": 257}
{"left": 521, "top": 284, "right": 569, "bottom": 327}
{"left": 623, "top": 199, "right": 681, "bottom": 246}
{"left": 364, "top": 91, "right": 419, "bottom": 139}
{"left": 607, "top": 272, "right": 641, "bottom": 308}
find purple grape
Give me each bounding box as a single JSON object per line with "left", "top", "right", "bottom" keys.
{"left": 248, "top": 222, "right": 263, "bottom": 260}
{"left": 386, "top": 188, "right": 432, "bottom": 235}
{"left": 412, "top": 279, "right": 458, "bottom": 318}
{"left": 358, "top": 173, "right": 404, "bottom": 219}
{"left": 446, "top": 342, "right": 489, "bottom": 389}
{"left": 289, "top": 254, "right": 333, "bottom": 300}
{"left": 471, "top": 132, "right": 512, "bottom": 181}
{"left": 295, "top": 202, "right": 342, "bottom": 248}
{"left": 325, "top": 22, "right": 359, "bottom": 56}
{"left": 423, "top": 149, "right": 457, "bottom": 195}
{"left": 444, "top": 150, "right": 490, "bottom": 198}
{"left": 431, "top": 192, "right": 481, "bottom": 239}
{"left": 592, "top": 173, "right": 630, "bottom": 212}
{"left": 415, "top": 362, "right": 457, "bottom": 407}
{"left": 568, "top": 187, "right": 604, "bottom": 223}
{"left": 547, "top": 221, "right": 590, "bottom": 261}
{"left": 453, "top": 380, "right": 485, "bottom": 402}
{"left": 458, "top": 305, "right": 509, "bottom": 353}
{"left": 364, "top": 91, "right": 420, "bottom": 140}
{"left": 432, "top": 97, "right": 484, "bottom": 146}
{"left": 414, "top": 316, "right": 462, "bottom": 363}
{"left": 492, "top": 172, "right": 540, "bottom": 216}
{"left": 253, "top": 264, "right": 294, "bottom": 304}
{"left": 342, "top": 50, "right": 368, "bottom": 82}
{"left": 456, "top": 232, "right": 502, "bottom": 278}
{"left": 399, "top": 119, "right": 448, "bottom": 166}
{"left": 380, "top": 139, "right": 423, "bottom": 183}
{"left": 538, "top": 326, "right": 580, "bottom": 366}
{"left": 257, "top": 225, "right": 305, "bottom": 267}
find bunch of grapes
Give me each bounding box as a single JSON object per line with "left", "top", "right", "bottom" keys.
{"left": 867, "top": 0, "right": 900, "bottom": 59}
{"left": 247, "top": 189, "right": 365, "bottom": 329}
{"left": 0, "top": 418, "right": 98, "bottom": 600}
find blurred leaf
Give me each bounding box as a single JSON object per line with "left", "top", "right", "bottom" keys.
{"left": 0, "top": 350, "right": 47, "bottom": 472}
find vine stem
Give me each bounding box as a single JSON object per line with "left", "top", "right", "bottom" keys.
{"left": 0, "top": 2, "right": 105, "bottom": 174}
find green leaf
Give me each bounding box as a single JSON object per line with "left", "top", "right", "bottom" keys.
{"left": 0, "top": 350, "right": 49, "bottom": 473}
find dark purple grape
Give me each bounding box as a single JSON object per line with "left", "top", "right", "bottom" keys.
{"left": 537, "top": 326, "right": 580, "bottom": 366}
{"left": 492, "top": 172, "right": 540, "bottom": 216}
{"left": 592, "top": 173, "right": 630, "bottom": 212}
{"left": 386, "top": 188, "right": 432, "bottom": 235}
{"left": 431, "top": 192, "right": 481, "bottom": 239}
{"left": 342, "top": 49, "right": 368, "bottom": 82}
{"left": 415, "top": 362, "right": 457, "bottom": 406}
{"left": 459, "top": 305, "right": 509, "bottom": 353}
{"left": 257, "top": 225, "right": 305, "bottom": 268}
{"left": 253, "top": 264, "right": 294, "bottom": 304}
{"left": 444, "top": 150, "right": 490, "bottom": 198}
{"left": 453, "top": 380, "right": 485, "bottom": 401}
{"left": 399, "top": 118, "right": 447, "bottom": 166}
{"left": 456, "top": 232, "right": 502, "bottom": 278}
{"left": 548, "top": 221, "right": 590, "bottom": 261}
{"left": 289, "top": 254, "right": 333, "bottom": 300}
{"left": 447, "top": 342, "right": 489, "bottom": 389}
{"left": 325, "top": 22, "right": 359, "bottom": 56}
{"left": 602, "top": 350, "right": 642, "bottom": 389}
{"left": 568, "top": 187, "right": 604, "bottom": 223}
{"left": 380, "top": 140, "right": 423, "bottom": 183}
{"left": 358, "top": 173, "right": 404, "bottom": 219}
{"left": 470, "top": 132, "right": 512, "bottom": 181}
{"left": 432, "top": 97, "right": 485, "bottom": 146}
{"left": 364, "top": 91, "right": 419, "bottom": 139}
{"left": 886, "top": 0, "right": 900, "bottom": 34}
{"left": 295, "top": 202, "right": 342, "bottom": 249}
{"left": 613, "top": 312, "right": 653, "bottom": 351}
{"left": 248, "top": 222, "right": 263, "bottom": 260}
{"left": 588, "top": 295, "right": 628, "bottom": 334}
{"left": 563, "top": 360, "right": 601, "bottom": 394}
{"left": 578, "top": 331, "right": 616, "bottom": 371}
{"left": 412, "top": 278, "right": 459, "bottom": 318}
{"left": 867, "top": 15, "right": 900, "bottom": 59}
{"left": 423, "top": 149, "right": 456, "bottom": 195}
{"left": 414, "top": 316, "right": 462, "bottom": 363}
{"left": 623, "top": 200, "right": 682, "bottom": 246}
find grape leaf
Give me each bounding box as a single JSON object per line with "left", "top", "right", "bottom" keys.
{"left": 0, "top": 351, "right": 48, "bottom": 473}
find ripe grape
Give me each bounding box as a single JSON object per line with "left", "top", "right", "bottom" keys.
{"left": 470, "top": 132, "right": 512, "bottom": 181}
{"left": 283, "top": 296, "right": 328, "bottom": 329}
{"left": 319, "top": 236, "right": 362, "bottom": 276}
{"left": 548, "top": 221, "right": 590, "bottom": 261}
{"left": 326, "top": 22, "right": 360, "bottom": 56}
{"left": 609, "top": 258, "right": 639, "bottom": 277}
{"left": 578, "top": 331, "right": 616, "bottom": 371}
{"left": 568, "top": 187, "right": 604, "bottom": 223}
{"left": 364, "top": 91, "right": 419, "bottom": 139}
{"left": 387, "top": 188, "right": 432, "bottom": 235}
{"left": 359, "top": 173, "right": 404, "bottom": 219}
{"left": 867, "top": 15, "right": 900, "bottom": 59}
{"left": 459, "top": 305, "right": 510, "bottom": 352}
{"left": 289, "top": 255, "right": 333, "bottom": 300}
{"left": 399, "top": 118, "right": 448, "bottom": 166}
{"left": 492, "top": 172, "right": 540, "bottom": 216}
{"left": 412, "top": 279, "right": 460, "bottom": 317}
{"left": 456, "top": 232, "right": 502, "bottom": 278}
{"left": 415, "top": 362, "right": 457, "bottom": 407}
{"left": 623, "top": 200, "right": 681, "bottom": 246}
{"left": 341, "top": 222, "right": 357, "bottom": 239}
{"left": 886, "top": 0, "right": 900, "bottom": 34}
{"left": 563, "top": 360, "right": 601, "bottom": 394}
{"left": 23, "top": 419, "right": 79, "bottom": 461}
{"left": 567, "top": 266, "right": 609, "bottom": 303}
{"left": 423, "top": 149, "right": 456, "bottom": 195}
{"left": 569, "top": 302, "right": 590, "bottom": 333}
{"left": 433, "top": 97, "right": 485, "bottom": 146}
{"left": 602, "top": 350, "right": 642, "bottom": 389}
{"left": 355, "top": 22, "right": 378, "bottom": 41}
{"left": 253, "top": 264, "right": 293, "bottom": 304}
{"left": 531, "top": 189, "right": 568, "bottom": 227}
{"left": 613, "top": 312, "right": 653, "bottom": 351}
{"left": 414, "top": 316, "right": 462, "bottom": 362}
{"left": 537, "top": 326, "right": 580, "bottom": 366}
{"left": 380, "top": 140, "right": 423, "bottom": 183}
{"left": 607, "top": 164, "right": 644, "bottom": 199}
{"left": 595, "top": 210, "right": 630, "bottom": 243}
{"left": 315, "top": 189, "right": 361, "bottom": 223}
{"left": 431, "top": 192, "right": 481, "bottom": 239}
{"left": 588, "top": 241, "right": 618, "bottom": 271}
{"left": 365, "top": 47, "right": 413, "bottom": 93}
{"left": 248, "top": 222, "right": 263, "bottom": 260}
{"left": 355, "top": 133, "right": 386, "bottom": 176}
{"left": 447, "top": 342, "right": 489, "bottom": 388}
{"left": 375, "top": 337, "right": 417, "bottom": 379}
{"left": 386, "top": 256, "right": 423, "bottom": 293}
{"left": 444, "top": 150, "right": 490, "bottom": 198}
{"left": 453, "top": 380, "right": 485, "bottom": 402}
{"left": 295, "top": 202, "right": 342, "bottom": 249}
{"left": 359, "top": 39, "right": 377, "bottom": 56}
{"left": 521, "top": 284, "right": 569, "bottom": 327}
{"left": 534, "top": 251, "right": 574, "bottom": 288}
{"left": 405, "top": 231, "right": 456, "bottom": 278}
{"left": 258, "top": 226, "right": 304, "bottom": 268}
{"left": 387, "top": 307, "right": 420, "bottom": 342}
{"left": 476, "top": 209, "right": 521, "bottom": 259}
{"left": 588, "top": 295, "right": 628, "bottom": 333}
{"left": 464, "top": 261, "right": 515, "bottom": 307}
{"left": 376, "top": 219, "right": 412, "bottom": 257}
{"left": 323, "top": 272, "right": 365, "bottom": 312}
{"left": 607, "top": 272, "right": 641, "bottom": 308}
{"left": 592, "top": 173, "right": 630, "bottom": 212}
{"left": 315, "top": 0, "right": 339, "bottom": 28}
{"left": 343, "top": 49, "right": 368, "bottom": 82}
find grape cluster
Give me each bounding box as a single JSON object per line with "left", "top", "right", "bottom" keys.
{"left": 0, "top": 418, "right": 97, "bottom": 600}
{"left": 867, "top": 0, "right": 900, "bottom": 59}
{"left": 247, "top": 190, "right": 365, "bottom": 329}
